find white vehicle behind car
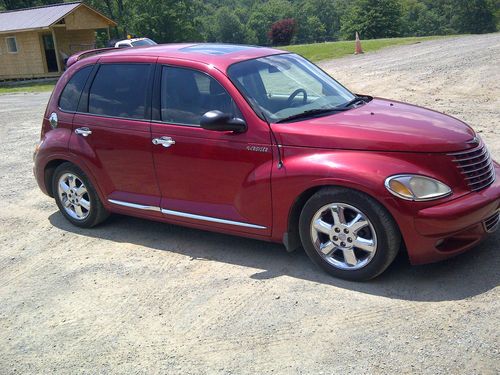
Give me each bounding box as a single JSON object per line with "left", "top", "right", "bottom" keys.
{"left": 114, "top": 37, "right": 157, "bottom": 48}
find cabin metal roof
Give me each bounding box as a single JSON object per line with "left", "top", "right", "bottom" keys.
{"left": 0, "top": 2, "right": 115, "bottom": 34}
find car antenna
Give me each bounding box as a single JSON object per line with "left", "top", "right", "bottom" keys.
{"left": 259, "top": 109, "right": 283, "bottom": 169}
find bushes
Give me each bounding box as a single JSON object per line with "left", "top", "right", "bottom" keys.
{"left": 268, "top": 18, "right": 297, "bottom": 45}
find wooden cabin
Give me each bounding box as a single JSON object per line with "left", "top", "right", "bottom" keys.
{"left": 0, "top": 2, "right": 116, "bottom": 80}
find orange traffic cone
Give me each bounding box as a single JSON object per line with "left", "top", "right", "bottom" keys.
{"left": 354, "top": 32, "right": 363, "bottom": 55}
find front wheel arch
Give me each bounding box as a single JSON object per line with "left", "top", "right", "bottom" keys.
{"left": 298, "top": 186, "right": 402, "bottom": 280}
{"left": 286, "top": 184, "right": 403, "bottom": 252}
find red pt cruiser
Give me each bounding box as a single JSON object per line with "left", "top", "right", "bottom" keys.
{"left": 34, "top": 44, "right": 500, "bottom": 280}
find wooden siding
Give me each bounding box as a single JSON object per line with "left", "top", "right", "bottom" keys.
{"left": 53, "top": 28, "right": 95, "bottom": 55}
{"left": 0, "top": 4, "right": 111, "bottom": 80}
{"left": 65, "top": 6, "right": 111, "bottom": 31}
{"left": 0, "top": 31, "right": 46, "bottom": 79}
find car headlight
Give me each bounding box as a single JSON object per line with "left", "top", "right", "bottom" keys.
{"left": 385, "top": 174, "right": 451, "bottom": 201}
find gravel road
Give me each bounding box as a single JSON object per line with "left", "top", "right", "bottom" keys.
{"left": 0, "top": 34, "right": 499, "bottom": 374}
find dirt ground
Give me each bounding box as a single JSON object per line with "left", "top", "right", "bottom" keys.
{"left": 0, "top": 34, "right": 499, "bottom": 374}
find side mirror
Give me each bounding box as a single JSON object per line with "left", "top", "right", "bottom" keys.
{"left": 200, "top": 110, "right": 247, "bottom": 133}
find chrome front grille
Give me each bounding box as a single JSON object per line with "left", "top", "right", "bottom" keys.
{"left": 484, "top": 211, "right": 499, "bottom": 233}
{"left": 449, "top": 142, "right": 496, "bottom": 192}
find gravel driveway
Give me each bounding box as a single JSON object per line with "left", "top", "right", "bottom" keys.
{"left": 0, "top": 34, "right": 499, "bottom": 374}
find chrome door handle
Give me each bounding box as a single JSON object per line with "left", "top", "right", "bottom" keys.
{"left": 152, "top": 136, "right": 176, "bottom": 148}
{"left": 75, "top": 127, "right": 92, "bottom": 137}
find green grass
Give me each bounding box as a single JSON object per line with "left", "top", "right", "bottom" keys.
{"left": 0, "top": 82, "right": 55, "bottom": 94}
{"left": 280, "top": 35, "right": 447, "bottom": 62}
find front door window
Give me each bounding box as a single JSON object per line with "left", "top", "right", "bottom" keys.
{"left": 160, "top": 66, "right": 242, "bottom": 126}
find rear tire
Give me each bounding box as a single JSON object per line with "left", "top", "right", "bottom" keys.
{"left": 299, "top": 187, "right": 401, "bottom": 281}
{"left": 52, "top": 162, "right": 109, "bottom": 228}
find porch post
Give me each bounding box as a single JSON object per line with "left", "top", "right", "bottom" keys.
{"left": 50, "top": 27, "right": 62, "bottom": 73}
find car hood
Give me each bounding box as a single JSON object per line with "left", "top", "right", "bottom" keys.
{"left": 274, "top": 98, "right": 476, "bottom": 153}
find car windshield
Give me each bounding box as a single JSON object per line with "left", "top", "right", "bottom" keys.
{"left": 131, "top": 39, "right": 157, "bottom": 47}
{"left": 227, "top": 53, "right": 356, "bottom": 122}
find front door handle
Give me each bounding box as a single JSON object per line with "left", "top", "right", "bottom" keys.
{"left": 152, "top": 136, "right": 176, "bottom": 148}
{"left": 75, "top": 127, "right": 92, "bottom": 137}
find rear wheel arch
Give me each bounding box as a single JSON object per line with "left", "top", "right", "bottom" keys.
{"left": 44, "top": 158, "right": 103, "bottom": 202}
{"left": 52, "top": 162, "right": 109, "bottom": 227}
{"left": 44, "top": 159, "right": 67, "bottom": 197}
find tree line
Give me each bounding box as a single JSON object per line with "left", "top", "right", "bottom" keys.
{"left": 2, "top": 0, "right": 498, "bottom": 46}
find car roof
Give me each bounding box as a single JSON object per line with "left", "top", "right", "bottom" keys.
{"left": 83, "top": 43, "right": 287, "bottom": 72}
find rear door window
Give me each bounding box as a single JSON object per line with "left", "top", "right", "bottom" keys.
{"left": 88, "top": 64, "right": 152, "bottom": 120}
{"left": 59, "top": 65, "right": 93, "bottom": 112}
{"left": 160, "top": 66, "right": 241, "bottom": 126}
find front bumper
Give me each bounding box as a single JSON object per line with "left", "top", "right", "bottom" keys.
{"left": 406, "top": 162, "right": 500, "bottom": 264}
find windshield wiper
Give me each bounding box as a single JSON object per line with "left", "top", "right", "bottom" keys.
{"left": 275, "top": 107, "right": 349, "bottom": 123}
{"left": 341, "top": 96, "right": 368, "bottom": 108}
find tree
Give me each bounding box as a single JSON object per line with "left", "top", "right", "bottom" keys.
{"left": 207, "top": 7, "right": 248, "bottom": 43}
{"left": 340, "top": 0, "right": 402, "bottom": 40}
{"left": 296, "top": 16, "right": 327, "bottom": 43}
{"left": 129, "top": 0, "right": 202, "bottom": 42}
{"left": 400, "top": 0, "right": 444, "bottom": 36}
{"left": 247, "top": 0, "right": 294, "bottom": 45}
{"left": 85, "top": 0, "right": 131, "bottom": 39}
{"left": 451, "top": 0, "right": 497, "bottom": 34}
{"left": 268, "top": 18, "right": 297, "bottom": 45}
{"left": 294, "top": 0, "right": 341, "bottom": 42}
{"left": 0, "top": 0, "right": 62, "bottom": 10}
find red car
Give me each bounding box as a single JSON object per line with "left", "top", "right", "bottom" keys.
{"left": 34, "top": 44, "right": 500, "bottom": 280}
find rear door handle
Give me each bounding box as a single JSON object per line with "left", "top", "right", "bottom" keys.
{"left": 75, "top": 127, "right": 92, "bottom": 137}
{"left": 152, "top": 136, "right": 176, "bottom": 148}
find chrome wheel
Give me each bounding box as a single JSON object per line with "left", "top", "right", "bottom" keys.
{"left": 310, "top": 203, "right": 377, "bottom": 270}
{"left": 57, "top": 173, "right": 91, "bottom": 220}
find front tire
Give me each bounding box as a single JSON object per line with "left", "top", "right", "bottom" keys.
{"left": 52, "top": 162, "right": 109, "bottom": 228}
{"left": 299, "top": 187, "right": 401, "bottom": 281}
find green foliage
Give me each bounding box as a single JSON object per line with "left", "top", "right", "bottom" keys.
{"left": 1, "top": 0, "right": 497, "bottom": 46}
{"left": 400, "top": 0, "right": 445, "bottom": 36}
{"left": 129, "top": 0, "right": 202, "bottom": 42}
{"left": 450, "top": 0, "right": 497, "bottom": 34}
{"left": 0, "top": 0, "right": 62, "bottom": 10}
{"left": 200, "top": 7, "right": 248, "bottom": 43}
{"left": 297, "top": 16, "right": 327, "bottom": 43}
{"left": 247, "top": 0, "right": 294, "bottom": 45}
{"left": 340, "top": 0, "right": 402, "bottom": 40}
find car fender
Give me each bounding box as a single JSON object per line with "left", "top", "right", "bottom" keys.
{"left": 36, "top": 148, "right": 105, "bottom": 204}
{"left": 270, "top": 147, "right": 459, "bottom": 244}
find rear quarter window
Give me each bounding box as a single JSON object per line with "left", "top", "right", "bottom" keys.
{"left": 59, "top": 65, "right": 93, "bottom": 112}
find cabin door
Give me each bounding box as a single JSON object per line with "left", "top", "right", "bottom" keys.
{"left": 43, "top": 34, "right": 58, "bottom": 72}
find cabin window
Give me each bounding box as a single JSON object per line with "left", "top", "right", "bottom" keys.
{"left": 5, "top": 37, "right": 18, "bottom": 53}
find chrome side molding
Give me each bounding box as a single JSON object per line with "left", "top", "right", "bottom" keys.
{"left": 161, "top": 208, "right": 267, "bottom": 229}
{"left": 108, "top": 199, "right": 161, "bottom": 212}
{"left": 107, "top": 199, "right": 266, "bottom": 229}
